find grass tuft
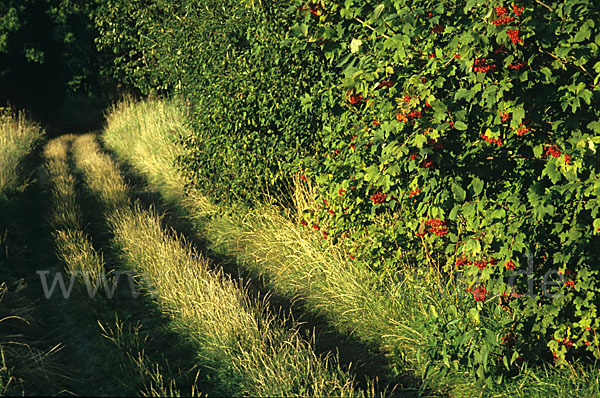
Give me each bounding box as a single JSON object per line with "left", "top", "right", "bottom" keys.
{"left": 0, "top": 108, "right": 44, "bottom": 194}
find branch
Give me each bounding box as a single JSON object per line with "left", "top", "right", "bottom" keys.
{"left": 539, "top": 47, "right": 595, "bottom": 80}
{"left": 535, "top": 0, "right": 553, "bottom": 12}
{"left": 354, "top": 17, "right": 391, "bottom": 39}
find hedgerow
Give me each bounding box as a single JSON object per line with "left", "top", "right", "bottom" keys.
{"left": 94, "top": 0, "right": 600, "bottom": 386}
{"left": 95, "top": 0, "right": 333, "bottom": 207}
{"left": 290, "top": 0, "right": 600, "bottom": 382}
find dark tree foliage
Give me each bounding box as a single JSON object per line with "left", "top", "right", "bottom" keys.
{"left": 0, "top": 0, "right": 115, "bottom": 135}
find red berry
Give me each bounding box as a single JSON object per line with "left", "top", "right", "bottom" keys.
{"left": 507, "top": 29, "right": 523, "bottom": 44}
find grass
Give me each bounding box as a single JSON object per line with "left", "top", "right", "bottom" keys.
{"left": 0, "top": 107, "right": 44, "bottom": 195}
{"left": 72, "top": 132, "right": 370, "bottom": 396}
{"left": 102, "top": 97, "right": 449, "bottom": 387}
{"left": 43, "top": 134, "right": 200, "bottom": 396}
{"left": 101, "top": 97, "right": 600, "bottom": 397}
{"left": 0, "top": 108, "right": 60, "bottom": 395}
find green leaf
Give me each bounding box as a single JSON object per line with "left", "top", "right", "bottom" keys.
{"left": 373, "top": 3, "right": 385, "bottom": 20}
{"left": 512, "top": 105, "right": 525, "bottom": 127}
{"left": 414, "top": 134, "right": 427, "bottom": 148}
{"left": 588, "top": 121, "right": 600, "bottom": 134}
{"left": 350, "top": 38, "right": 362, "bottom": 53}
{"left": 452, "top": 183, "right": 467, "bottom": 202}
{"left": 470, "top": 177, "right": 484, "bottom": 196}
{"left": 454, "top": 121, "right": 468, "bottom": 130}
{"left": 290, "top": 23, "right": 308, "bottom": 37}
{"left": 574, "top": 22, "right": 591, "bottom": 43}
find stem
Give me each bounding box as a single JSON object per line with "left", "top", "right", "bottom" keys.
{"left": 535, "top": 0, "right": 553, "bottom": 12}
{"left": 539, "top": 47, "right": 595, "bottom": 80}
{"left": 354, "top": 17, "right": 391, "bottom": 39}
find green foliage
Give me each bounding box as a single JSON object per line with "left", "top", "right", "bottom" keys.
{"left": 95, "top": 0, "right": 600, "bottom": 386}
{"left": 287, "top": 0, "right": 600, "bottom": 383}
{"left": 94, "top": 0, "right": 333, "bottom": 207}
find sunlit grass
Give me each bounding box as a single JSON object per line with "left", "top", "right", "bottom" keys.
{"left": 73, "top": 132, "right": 368, "bottom": 396}
{"left": 43, "top": 135, "right": 188, "bottom": 396}
{"left": 0, "top": 108, "right": 44, "bottom": 195}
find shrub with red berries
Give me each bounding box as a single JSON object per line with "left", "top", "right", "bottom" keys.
{"left": 289, "top": 0, "right": 600, "bottom": 381}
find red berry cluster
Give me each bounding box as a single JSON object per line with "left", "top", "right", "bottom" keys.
{"left": 545, "top": 144, "right": 561, "bottom": 158}
{"left": 505, "top": 260, "right": 516, "bottom": 270}
{"left": 480, "top": 133, "right": 503, "bottom": 146}
{"left": 473, "top": 58, "right": 497, "bottom": 73}
{"left": 466, "top": 285, "right": 488, "bottom": 302}
{"left": 420, "top": 159, "right": 434, "bottom": 169}
{"left": 456, "top": 256, "right": 471, "bottom": 267}
{"left": 507, "top": 29, "right": 523, "bottom": 44}
{"left": 408, "top": 189, "right": 422, "bottom": 198}
{"left": 379, "top": 80, "right": 394, "bottom": 89}
{"left": 431, "top": 24, "right": 444, "bottom": 34}
{"left": 338, "top": 188, "right": 346, "bottom": 196}
{"left": 502, "top": 290, "right": 524, "bottom": 298}
{"left": 492, "top": 15, "right": 515, "bottom": 25}
{"left": 410, "top": 153, "right": 418, "bottom": 161}
{"left": 476, "top": 257, "right": 499, "bottom": 270}
{"left": 564, "top": 154, "right": 572, "bottom": 165}
{"left": 500, "top": 112, "right": 510, "bottom": 122}
{"left": 370, "top": 191, "right": 387, "bottom": 204}
{"left": 407, "top": 110, "right": 422, "bottom": 119}
{"left": 516, "top": 125, "right": 530, "bottom": 136}
{"left": 496, "top": 5, "right": 508, "bottom": 15}
{"left": 508, "top": 61, "right": 527, "bottom": 70}
{"left": 557, "top": 337, "right": 574, "bottom": 349}
{"left": 492, "top": 4, "right": 523, "bottom": 24}
{"left": 565, "top": 280, "right": 575, "bottom": 288}
{"left": 396, "top": 113, "right": 409, "bottom": 122}
{"left": 428, "top": 138, "right": 445, "bottom": 149}
{"left": 512, "top": 4, "right": 524, "bottom": 16}
{"left": 349, "top": 94, "right": 363, "bottom": 104}
{"left": 425, "top": 219, "right": 449, "bottom": 237}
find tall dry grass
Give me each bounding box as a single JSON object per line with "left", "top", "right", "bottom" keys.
{"left": 0, "top": 108, "right": 44, "bottom": 194}
{"left": 72, "top": 132, "right": 369, "bottom": 396}
{"left": 43, "top": 135, "right": 195, "bottom": 396}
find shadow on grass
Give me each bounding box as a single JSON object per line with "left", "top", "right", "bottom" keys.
{"left": 102, "top": 144, "right": 446, "bottom": 398}
{"left": 53, "top": 140, "right": 216, "bottom": 396}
